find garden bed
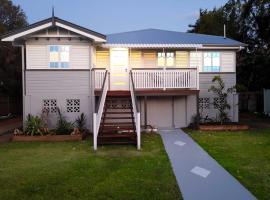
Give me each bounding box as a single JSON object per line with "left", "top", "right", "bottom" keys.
{"left": 12, "top": 134, "right": 82, "bottom": 142}
{"left": 199, "top": 123, "right": 249, "bottom": 131}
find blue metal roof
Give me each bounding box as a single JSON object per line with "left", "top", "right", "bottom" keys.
{"left": 107, "top": 29, "right": 245, "bottom": 46}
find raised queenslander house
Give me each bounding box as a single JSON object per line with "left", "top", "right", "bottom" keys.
{"left": 1, "top": 16, "right": 246, "bottom": 150}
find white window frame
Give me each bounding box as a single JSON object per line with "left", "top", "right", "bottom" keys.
{"left": 49, "top": 45, "right": 70, "bottom": 69}
{"left": 203, "top": 52, "right": 221, "bottom": 72}
{"left": 157, "top": 51, "right": 175, "bottom": 67}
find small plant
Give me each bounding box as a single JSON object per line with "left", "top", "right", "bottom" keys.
{"left": 208, "top": 76, "right": 235, "bottom": 125}
{"left": 55, "top": 108, "right": 74, "bottom": 135}
{"left": 25, "top": 114, "right": 44, "bottom": 136}
{"left": 75, "top": 113, "right": 87, "bottom": 133}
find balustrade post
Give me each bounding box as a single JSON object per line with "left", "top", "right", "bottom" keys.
{"left": 93, "top": 113, "right": 97, "bottom": 150}
{"left": 163, "top": 68, "right": 166, "bottom": 90}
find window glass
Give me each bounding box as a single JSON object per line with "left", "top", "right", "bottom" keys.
{"left": 203, "top": 52, "right": 220, "bottom": 72}
{"left": 157, "top": 52, "right": 175, "bottom": 67}
{"left": 157, "top": 52, "right": 165, "bottom": 66}
{"left": 166, "top": 52, "right": 175, "bottom": 66}
{"left": 49, "top": 45, "right": 69, "bottom": 68}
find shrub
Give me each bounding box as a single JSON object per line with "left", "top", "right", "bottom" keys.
{"left": 75, "top": 113, "right": 87, "bottom": 132}
{"left": 55, "top": 108, "right": 74, "bottom": 135}
{"left": 25, "top": 114, "right": 44, "bottom": 136}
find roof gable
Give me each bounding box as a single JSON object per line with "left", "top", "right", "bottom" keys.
{"left": 1, "top": 17, "right": 106, "bottom": 42}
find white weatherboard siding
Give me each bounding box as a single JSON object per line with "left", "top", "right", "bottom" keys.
{"left": 26, "top": 71, "right": 90, "bottom": 95}
{"left": 26, "top": 45, "right": 48, "bottom": 69}
{"left": 221, "top": 51, "right": 236, "bottom": 72}
{"left": 26, "top": 39, "right": 91, "bottom": 69}
{"left": 190, "top": 51, "right": 202, "bottom": 71}
{"left": 199, "top": 73, "right": 238, "bottom": 122}
{"left": 25, "top": 71, "right": 92, "bottom": 129}
{"left": 70, "top": 46, "right": 90, "bottom": 69}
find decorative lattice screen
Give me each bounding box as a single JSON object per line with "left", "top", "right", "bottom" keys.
{"left": 43, "top": 99, "right": 57, "bottom": 113}
{"left": 199, "top": 98, "right": 210, "bottom": 109}
{"left": 66, "top": 99, "right": 80, "bottom": 113}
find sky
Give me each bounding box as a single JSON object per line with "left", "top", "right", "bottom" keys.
{"left": 12, "top": 0, "right": 227, "bottom": 34}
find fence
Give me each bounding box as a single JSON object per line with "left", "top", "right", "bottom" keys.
{"left": 264, "top": 89, "right": 270, "bottom": 115}
{"left": 238, "top": 91, "right": 263, "bottom": 112}
{"left": 0, "top": 95, "right": 22, "bottom": 116}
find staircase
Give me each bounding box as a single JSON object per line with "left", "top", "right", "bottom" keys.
{"left": 97, "top": 92, "right": 137, "bottom": 146}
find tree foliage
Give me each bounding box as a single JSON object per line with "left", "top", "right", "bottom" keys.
{"left": 189, "top": 0, "right": 270, "bottom": 91}
{"left": 0, "top": 0, "right": 28, "bottom": 97}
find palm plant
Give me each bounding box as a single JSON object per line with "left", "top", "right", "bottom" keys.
{"left": 75, "top": 113, "right": 87, "bottom": 133}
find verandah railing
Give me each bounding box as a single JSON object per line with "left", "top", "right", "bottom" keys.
{"left": 131, "top": 68, "right": 198, "bottom": 90}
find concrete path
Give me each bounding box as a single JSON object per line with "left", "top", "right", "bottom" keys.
{"left": 159, "top": 129, "right": 256, "bottom": 200}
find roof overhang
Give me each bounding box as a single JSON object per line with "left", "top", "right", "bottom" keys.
{"left": 102, "top": 43, "right": 203, "bottom": 48}
{"left": 1, "top": 17, "right": 106, "bottom": 43}
{"left": 101, "top": 43, "right": 245, "bottom": 50}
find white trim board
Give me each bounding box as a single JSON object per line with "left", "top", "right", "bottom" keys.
{"left": 1, "top": 22, "right": 52, "bottom": 41}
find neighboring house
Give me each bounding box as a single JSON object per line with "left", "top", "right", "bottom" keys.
{"left": 1, "top": 16, "right": 246, "bottom": 149}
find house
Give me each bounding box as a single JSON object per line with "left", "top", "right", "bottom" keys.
{"left": 1, "top": 16, "right": 246, "bottom": 150}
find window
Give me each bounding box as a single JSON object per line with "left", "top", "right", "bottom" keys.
{"left": 42, "top": 99, "right": 57, "bottom": 113}
{"left": 203, "top": 52, "right": 220, "bottom": 72}
{"left": 66, "top": 99, "right": 80, "bottom": 113}
{"left": 199, "top": 98, "right": 210, "bottom": 109}
{"left": 49, "top": 45, "right": 70, "bottom": 68}
{"left": 157, "top": 52, "right": 175, "bottom": 67}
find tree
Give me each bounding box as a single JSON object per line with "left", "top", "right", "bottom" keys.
{"left": 208, "top": 76, "right": 235, "bottom": 124}
{"left": 0, "top": 0, "right": 28, "bottom": 97}
{"left": 188, "top": 0, "right": 270, "bottom": 91}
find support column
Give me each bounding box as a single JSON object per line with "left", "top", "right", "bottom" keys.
{"left": 172, "top": 96, "right": 175, "bottom": 128}
{"left": 21, "top": 46, "right": 25, "bottom": 130}
{"left": 144, "top": 96, "right": 147, "bottom": 129}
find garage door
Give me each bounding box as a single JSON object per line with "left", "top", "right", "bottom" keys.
{"left": 146, "top": 96, "right": 187, "bottom": 128}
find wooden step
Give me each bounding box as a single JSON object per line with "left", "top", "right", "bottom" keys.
{"left": 107, "top": 91, "right": 131, "bottom": 97}
{"left": 98, "top": 133, "right": 136, "bottom": 138}
{"left": 101, "top": 126, "right": 134, "bottom": 131}
{"left": 101, "top": 122, "right": 134, "bottom": 125}
{"left": 105, "top": 111, "right": 133, "bottom": 114}
{"left": 104, "top": 107, "right": 132, "bottom": 110}
{"left": 102, "top": 117, "right": 133, "bottom": 120}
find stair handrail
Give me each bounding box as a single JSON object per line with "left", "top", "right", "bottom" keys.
{"left": 93, "top": 70, "right": 109, "bottom": 150}
{"left": 130, "top": 70, "right": 141, "bottom": 150}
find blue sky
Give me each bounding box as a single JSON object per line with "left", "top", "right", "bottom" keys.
{"left": 13, "top": 0, "right": 227, "bottom": 34}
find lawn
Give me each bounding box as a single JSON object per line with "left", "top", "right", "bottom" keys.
{"left": 187, "top": 128, "right": 270, "bottom": 200}
{"left": 0, "top": 134, "right": 181, "bottom": 200}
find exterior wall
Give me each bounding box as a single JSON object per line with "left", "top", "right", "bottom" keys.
{"left": 24, "top": 36, "right": 94, "bottom": 130}
{"left": 26, "top": 38, "right": 91, "bottom": 69}
{"left": 175, "top": 51, "right": 189, "bottom": 68}
{"left": 95, "top": 47, "right": 109, "bottom": 68}
{"left": 138, "top": 95, "right": 197, "bottom": 128}
{"left": 24, "top": 70, "right": 93, "bottom": 129}
{"left": 190, "top": 51, "right": 236, "bottom": 72}
{"left": 199, "top": 73, "right": 238, "bottom": 122}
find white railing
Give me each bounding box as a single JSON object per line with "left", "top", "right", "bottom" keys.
{"left": 130, "top": 72, "right": 141, "bottom": 150}
{"left": 93, "top": 69, "right": 107, "bottom": 90}
{"left": 93, "top": 70, "right": 108, "bottom": 150}
{"left": 131, "top": 68, "right": 197, "bottom": 90}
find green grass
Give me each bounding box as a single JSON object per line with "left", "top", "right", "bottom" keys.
{"left": 187, "top": 128, "right": 270, "bottom": 200}
{"left": 0, "top": 134, "right": 181, "bottom": 200}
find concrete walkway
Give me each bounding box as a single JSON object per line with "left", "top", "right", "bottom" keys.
{"left": 159, "top": 129, "right": 256, "bottom": 200}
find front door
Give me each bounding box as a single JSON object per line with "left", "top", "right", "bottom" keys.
{"left": 110, "top": 48, "right": 129, "bottom": 90}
